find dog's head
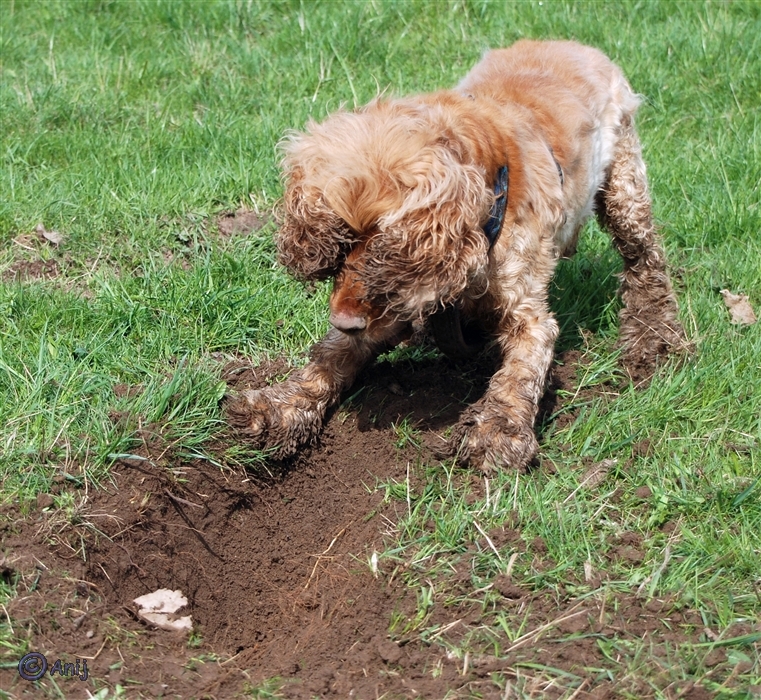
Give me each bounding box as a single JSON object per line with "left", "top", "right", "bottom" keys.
{"left": 277, "top": 99, "right": 493, "bottom": 334}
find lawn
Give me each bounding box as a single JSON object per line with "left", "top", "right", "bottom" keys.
{"left": 1, "top": 1, "right": 760, "bottom": 698}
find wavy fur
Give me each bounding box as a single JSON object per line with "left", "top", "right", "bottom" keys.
{"left": 230, "top": 40, "right": 686, "bottom": 471}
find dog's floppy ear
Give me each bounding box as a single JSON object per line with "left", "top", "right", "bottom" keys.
{"left": 277, "top": 165, "right": 355, "bottom": 281}
{"left": 364, "top": 143, "right": 494, "bottom": 317}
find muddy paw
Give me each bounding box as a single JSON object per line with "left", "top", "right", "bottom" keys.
{"left": 620, "top": 313, "right": 691, "bottom": 383}
{"left": 451, "top": 409, "right": 538, "bottom": 473}
{"left": 226, "top": 387, "right": 324, "bottom": 457}
{"left": 618, "top": 283, "right": 692, "bottom": 379}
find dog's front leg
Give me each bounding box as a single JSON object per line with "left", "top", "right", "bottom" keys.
{"left": 453, "top": 299, "right": 558, "bottom": 472}
{"left": 227, "top": 323, "right": 407, "bottom": 457}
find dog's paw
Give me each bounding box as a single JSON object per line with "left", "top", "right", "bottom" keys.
{"left": 619, "top": 286, "right": 691, "bottom": 380}
{"left": 619, "top": 312, "right": 691, "bottom": 383}
{"left": 451, "top": 408, "right": 538, "bottom": 473}
{"left": 226, "top": 387, "right": 324, "bottom": 457}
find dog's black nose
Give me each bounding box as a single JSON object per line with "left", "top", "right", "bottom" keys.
{"left": 329, "top": 310, "right": 367, "bottom": 332}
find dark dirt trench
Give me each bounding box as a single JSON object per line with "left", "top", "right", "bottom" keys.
{"left": 1, "top": 351, "right": 715, "bottom": 699}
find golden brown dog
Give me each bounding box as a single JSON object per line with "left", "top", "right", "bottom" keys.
{"left": 228, "top": 40, "right": 685, "bottom": 471}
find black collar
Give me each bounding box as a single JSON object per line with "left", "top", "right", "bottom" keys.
{"left": 482, "top": 165, "right": 509, "bottom": 249}
{"left": 482, "top": 151, "right": 564, "bottom": 250}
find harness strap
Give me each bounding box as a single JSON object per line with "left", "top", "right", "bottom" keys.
{"left": 482, "top": 164, "right": 509, "bottom": 248}
{"left": 548, "top": 146, "right": 564, "bottom": 187}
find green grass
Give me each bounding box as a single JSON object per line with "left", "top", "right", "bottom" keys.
{"left": 2, "top": 0, "right": 761, "bottom": 696}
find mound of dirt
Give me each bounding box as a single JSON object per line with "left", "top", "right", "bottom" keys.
{"left": 0, "top": 351, "right": 719, "bottom": 699}
{"left": 2, "top": 258, "right": 60, "bottom": 282}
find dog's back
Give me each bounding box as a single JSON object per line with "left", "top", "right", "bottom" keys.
{"left": 459, "top": 40, "right": 641, "bottom": 256}
{"left": 459, "top": 40, "right": 639, "bottom": 125}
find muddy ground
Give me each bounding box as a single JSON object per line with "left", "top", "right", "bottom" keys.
{"left": 0, "top": 212, "right": 724, "bottom": 698}
{"left": 0, "top": 345, "right": 728, "bottom": 700}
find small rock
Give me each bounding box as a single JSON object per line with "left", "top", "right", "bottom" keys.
{"left": 493, "top": 575, "right": 524, "bottom": 600}
{"left": 387, "top": 381, "right": 404, "bottom": 396}
{"left": 634, "top": 486, "right": 652, "bottom": 499}
{"left": 377, "top": 638, "right": 402, "bottom": 664}
{"left": 530, "top": 536, "right": 547, "bottom": 553}
{"left": 36, "top": 493, "right": 54, "bottom": 510}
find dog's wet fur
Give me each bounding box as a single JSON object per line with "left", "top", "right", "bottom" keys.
{"left": 228, "top": 40, "right": 686, "bottom": 471}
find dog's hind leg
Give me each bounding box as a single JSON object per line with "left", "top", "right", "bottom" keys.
{"left": 598, "top": 116, "right": 686, "bottom": 374}
{"left": 227, "top": 324, "right": 406, "bottom": 458}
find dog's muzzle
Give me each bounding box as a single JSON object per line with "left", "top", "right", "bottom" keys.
{"left": 329, "top": 309, "right": 367, "bottom": 332}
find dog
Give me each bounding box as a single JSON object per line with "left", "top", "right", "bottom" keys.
{"left": 227, "top": 40, "right": 685, "bottom": 471}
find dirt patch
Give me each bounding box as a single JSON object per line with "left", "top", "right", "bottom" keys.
{"left": 3, "top": 258, "right": 60, "bottom": 282}
{"left": 537, "top": 348, "right": 584, "bottom": 431}
{"left": 216, "top": 209, "right": 267, "bottom": 238}
{"left": 0, "top": 352, "right": 736, "bottom": 699}
{"left": 2, "top": 223, "right": 67, "bottom": 282}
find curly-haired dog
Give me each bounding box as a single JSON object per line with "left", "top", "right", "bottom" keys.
{"left": 228, "top": 40, "right": 685, "bottom": 471}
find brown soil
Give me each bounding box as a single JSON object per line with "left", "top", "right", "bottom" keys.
{"left": 0, "top": 351, "right": 722, "bottom": 699}
{"left": 216, "top": 209, "right": 267, "bottom": 238}
{"left": 2, "top": 258, "right": 60, "bottom": 282}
